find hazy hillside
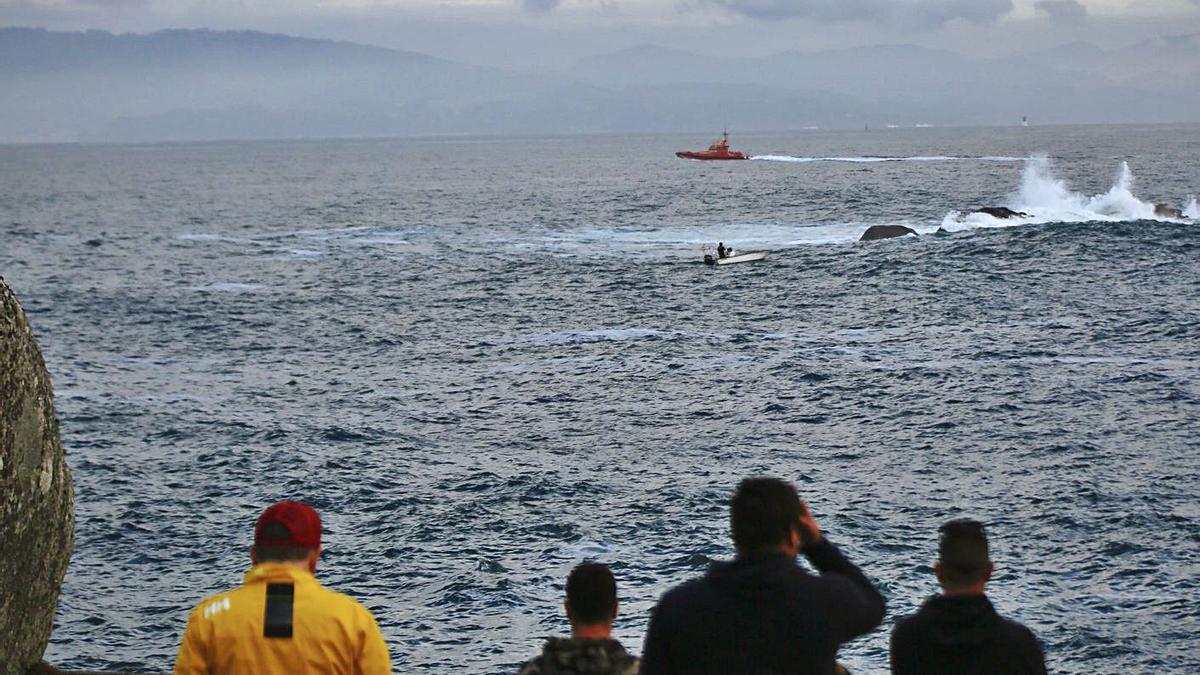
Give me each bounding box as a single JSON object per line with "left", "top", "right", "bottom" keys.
{"left": 0, "top": 27, "right": 576, "bottom": 142}
{"left": 2, "top": 27, "right": 1199, "bottom": 143}
{"left": 572, "top": 40, "right": 1200, "bottom": 128}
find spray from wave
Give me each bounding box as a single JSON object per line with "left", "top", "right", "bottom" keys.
{"left": 945, "top": 157, "right": 1196, "bottom": 228}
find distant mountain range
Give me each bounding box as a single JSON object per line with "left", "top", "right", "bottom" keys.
{"left": 1, "top": 27, "right": 1198, "bottom": 143}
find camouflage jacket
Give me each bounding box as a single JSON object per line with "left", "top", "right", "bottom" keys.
{"left": 517, "top": 637, "right": 640, "bottom": 675}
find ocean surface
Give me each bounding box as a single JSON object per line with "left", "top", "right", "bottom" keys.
{"left": 2, "top": 125, "right": 1198, "bottom": 674}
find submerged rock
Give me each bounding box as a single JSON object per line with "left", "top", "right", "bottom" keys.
{"left": 972, "top": 207, "right": 1030, "bottom": 219}
{"left": 1, "top": 277, "right": 74, "bottom": 675}
{"left": 859, "top": 225, "right": 918, "bottom": 241}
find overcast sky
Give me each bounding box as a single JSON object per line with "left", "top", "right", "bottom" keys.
{"left": 3, "top": 0, "right": 1199, "bottom": 69}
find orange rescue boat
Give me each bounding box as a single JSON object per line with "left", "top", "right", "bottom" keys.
{"left": 675, "top": 130, "right": 750, "bottom": 161}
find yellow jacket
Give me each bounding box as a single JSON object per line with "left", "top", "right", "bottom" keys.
{"left": 174, "top": 563, "right": 391, "bottom": 675}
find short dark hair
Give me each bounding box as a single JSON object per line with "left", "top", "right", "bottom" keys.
{"left": 255, "top": 522, "right": 314, "bottom": 562}
{"left": 730, "top": 477, "right": 802, "bottom": 552}
{"left": 938, "top": 519, "right": 990, "bottom": 587}
{"left": 565, "top": 562, "right": 617, "bottom": 625}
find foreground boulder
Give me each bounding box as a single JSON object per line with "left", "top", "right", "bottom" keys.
{"left": 859, "top": 225, "right": 918, "bottom": 241}
{"left": 972, "top": 207, "right": 1030, "bottom": 219}
{"left": 1, "top": 277, "right": 75, "bottom": 675}
{"left": 1153, "top": 203, "right": 1184, "bottom": 219}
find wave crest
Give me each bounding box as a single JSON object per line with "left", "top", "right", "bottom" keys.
{"left": 945, "top": 157, "right": 1195, "bottom": 228}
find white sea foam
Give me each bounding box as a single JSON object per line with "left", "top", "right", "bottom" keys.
{"left": 551, "top": 221, "right": 893, "bottom": 249}
{"left": 253, "top": 225, "right": 372, "bottom": 241}
{"left": 194, "top": 282, "right": 262, "bottom": 293}
{"left": 350, "top": 236, "right": 410, "bottom": 246}
{"left": 499, "top": 328, "right": 678, "bottom": 345}
{"left": 941, "top": 157, "right": 1195, "bottom": 229}
{"left": 177, "top": 233, "right": 253, "bottom": 243}
{"left": 753, "top": 155, "right": 1027, "bottom": 163}
{"left": 1186, "top": 197, "right": 1199, "bottom": 219}
{"left": 181, "top": 227, "right": 413, "bottom": 254}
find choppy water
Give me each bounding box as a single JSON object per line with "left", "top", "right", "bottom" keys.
{"left": 2, "top": 125, "right": 1199, "bottom": 674}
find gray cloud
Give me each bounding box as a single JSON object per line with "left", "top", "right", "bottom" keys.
{"left": 1035, "top": 0, "right": 1087, "bottom": 26}
{"left": 702, "top": 0, "right": 1014, "bottom": 27}
{"left": 77, "top": 0, "right": 147, "bottom": 6}
{"left": 522, "top": 0, "right": 562, "bottom": 12}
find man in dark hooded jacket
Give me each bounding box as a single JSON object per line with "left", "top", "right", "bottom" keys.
{"left": 519, "top": 562, "right": 638, "bottom": 675}
{"left": 890, "top": 519, "right": 1047, "bottom": 675}
{"left": 640, "top": 477, "right": 885, "bottom": 675}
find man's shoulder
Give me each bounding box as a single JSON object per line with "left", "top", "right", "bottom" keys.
{"left": 188, "top": 578, "right": 377, "bottom": 623}
{"left": 517, "top": 655, "right": 639, "bottom": 675}
{"left": 516, "top": 653, "right": 545, "bottom": 675}
{"left": 517, "top": 638, "right": 639, "bottom": 675}
{"left": 655, "top": 574, "right": 716, "bottom": 608}
{"left": 889, "top": 608, "right": 923, "bottom": 638}
{"left": 185, "top": 585, "right": 245, "bottom": 622}
{"left": 994, "top": 613, "right": 1041, "bottom": 646}
{"left": 655, "top": 561, "right": 823, "bottom": 606}
{"left": 889, "top": 596, "right": 945, "bottom": 642}
{"left": 307, "top": 582, "right": 379, "bottom": 618}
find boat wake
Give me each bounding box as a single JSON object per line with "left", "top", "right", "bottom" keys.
{"left": 943, "top": 157, "right": 1197, "bottom": 230}
{"left": 753, "top": 155, "right": 1029, "bottom": 163}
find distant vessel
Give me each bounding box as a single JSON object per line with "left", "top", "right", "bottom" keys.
{"left": 1022, "top": 116, "right": 1030, "bottom": 127}
{"left": 676, "top": 130, "right": 750, "bottom": 161}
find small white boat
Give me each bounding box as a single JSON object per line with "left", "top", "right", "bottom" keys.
{"left": 704, "top": 250, "right": 769, "bottom": 266}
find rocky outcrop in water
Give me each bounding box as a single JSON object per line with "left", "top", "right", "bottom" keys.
{"left": 972, "top": 207, "right": 1030, "bottom": 219}
{"left": 1, "top": 277, "right": 75, "bottom": 675}
{"left": 859, "top": 225, "right": 918, "bottom": 241}
{"left": 1153, "top": 203, "right": 1184, "bottom": 219}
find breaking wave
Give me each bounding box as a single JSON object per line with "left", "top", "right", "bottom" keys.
{"left": 944, "top": 157, "right": 1197, "bottom": 229}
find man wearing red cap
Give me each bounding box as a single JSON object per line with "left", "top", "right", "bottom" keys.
{"left": 174, "top": 501, "right": 391, "bottom": 674}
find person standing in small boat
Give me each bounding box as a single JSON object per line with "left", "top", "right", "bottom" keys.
{"left": 717, "top": 242, "right": 728, "bottom": 259}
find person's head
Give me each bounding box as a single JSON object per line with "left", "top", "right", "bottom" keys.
{"left": 730, "top": 477, "right": 803, "bottom": 555}
{"left": 564, "top": 562, "right": 618, "bottom": 636}
{"left": 935, "top": 518, "right": 993, "bottom": 594}
{"left": 250, "top": 501, "right": 322, "bottom": 573}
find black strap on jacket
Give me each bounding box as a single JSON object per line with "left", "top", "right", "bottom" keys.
{"left": 263, "top": 583, "right": 295, "bottom": 638}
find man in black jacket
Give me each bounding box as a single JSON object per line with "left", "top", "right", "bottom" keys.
{"left": 890, "top": 519, "right": 1047, "bottom": 674}
{"left": 640, "top": 477, "right": 886, "bottom": 675}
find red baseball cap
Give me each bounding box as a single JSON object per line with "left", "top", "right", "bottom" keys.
{"left": 255, "top": 501, "right": 322, "bottom": 550}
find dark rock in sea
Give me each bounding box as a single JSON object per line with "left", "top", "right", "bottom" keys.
{"left": 973, "top": 206, "right": 1030, "bottom": 219}
{"left": 934, "top": 227, "right": 949, "bottom": 235}
{"left": 1, "top": 277, "right": 75, "bottom": 675}
{"left": 83, "top": 239, "right": 102, "bottom": 248}
{"left": 859, "top": 225, "right": 918, "bottom": 241}
{"left": 1153, "top": 203, "right": 1184, "bottom": 219}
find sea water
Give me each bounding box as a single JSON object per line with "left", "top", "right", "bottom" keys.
{"left": 1, "top": 125, "right": 1198, "bottom": 673}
